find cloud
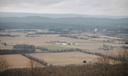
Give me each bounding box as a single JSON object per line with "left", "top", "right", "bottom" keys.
{"left": 0, "top": 0, "right": 128, "bottom": 16}
{"left": 0, "top": 0, "right": 63, "bottom": 5}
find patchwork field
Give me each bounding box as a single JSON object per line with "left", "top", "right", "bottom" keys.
{"left": 0, "top": 54, "right": 43, "bottom": 69}
{"left": 0, "top": 32, "right": 127, "bottom": 69}
{"left": 29, "top": 52, "right": 99, "bottom": 66}
{"left": 0, "top": 34, "right": 120, "bottom": 50}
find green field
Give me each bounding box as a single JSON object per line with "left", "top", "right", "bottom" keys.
{"left": 38, "top": 45, "right": 78, "bottom": 51}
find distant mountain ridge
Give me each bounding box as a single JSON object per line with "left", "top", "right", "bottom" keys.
{"left": 0, "top": 12, "right": 128, "bottom": 35}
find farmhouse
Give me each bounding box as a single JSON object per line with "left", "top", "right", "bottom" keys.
{"left": 49, "top": 41, "right": 77, "bottom": 46}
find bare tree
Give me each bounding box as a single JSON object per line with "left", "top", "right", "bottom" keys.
{"left": 29, "top": 60, "right": 35, "bottom": 76}
{"left": 97, "top": 54, "right": 110, "bottom": 64}
{"left": 0, "top": 57, "right": 9, "bottom": 72}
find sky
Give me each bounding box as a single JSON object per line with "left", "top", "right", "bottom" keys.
{"left": 0, "top": 0, "right": 128, "bottom": 16}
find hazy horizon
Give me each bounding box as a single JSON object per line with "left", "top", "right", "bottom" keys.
{"left": 0, "top": 12, "right": 128, "bottom": 18}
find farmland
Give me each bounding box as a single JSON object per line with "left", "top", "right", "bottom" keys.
{"left": 0, "top": 29, "right": 128, "bottom": 76}
{"left": 0, "top": 29, "right": 127, "bottom": 65}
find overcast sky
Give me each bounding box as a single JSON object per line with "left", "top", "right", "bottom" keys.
{"left": 0, "top": 0, "right": 128, "bottom": 16}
